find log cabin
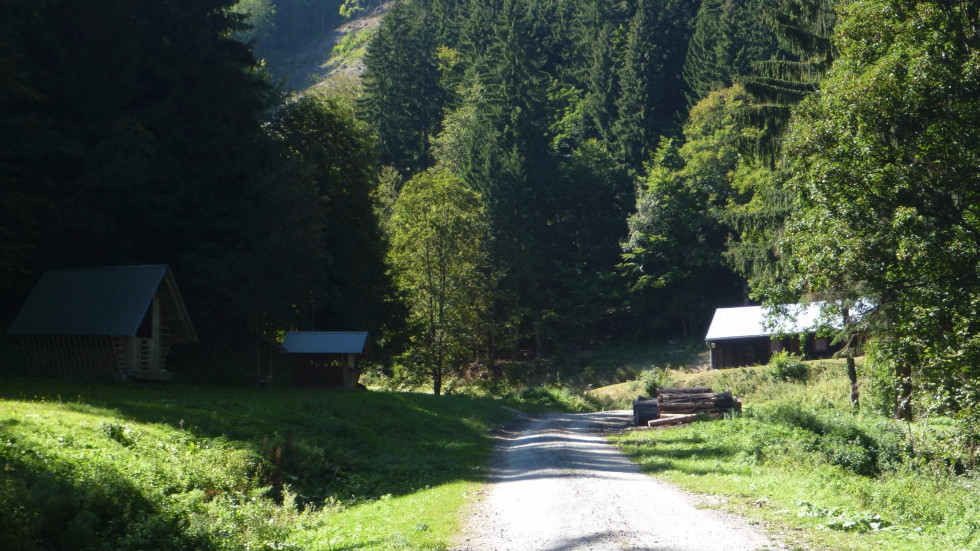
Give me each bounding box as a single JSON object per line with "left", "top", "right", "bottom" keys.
{"left": 6, "top": 265, "right": 197, "bottom": 380}
{"left": 704, "top": 303, "right": 844, "bottom": 369}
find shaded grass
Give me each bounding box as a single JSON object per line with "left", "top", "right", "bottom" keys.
{"left": 0, "top": 379, "right": 519, "bottom": 550}
{"left": 552, "top": 338, "right": 709, "bottom": 387}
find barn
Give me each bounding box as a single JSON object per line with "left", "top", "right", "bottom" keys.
{"left": 705, "top": 303, "right": 843, "bottom": 369}
{"left": 281, "top": 331, "right": 369, "bottom": 388}
{"left": 6, "top": 265, "right": 197, "bottom": 380}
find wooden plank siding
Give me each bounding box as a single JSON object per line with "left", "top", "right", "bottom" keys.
{"left": 288, "top": 354, "right": 360, "bottom": 388}
{"left": 22, "top": 335, "right": 118, "bottom": 377}
{"left": 709, "top": 334, "right": 843, "bottom": 369}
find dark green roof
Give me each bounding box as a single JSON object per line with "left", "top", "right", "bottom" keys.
{"left": 7, "top": 265, "right": 194, "bottom": 339}
{"left": 281, "top": 332, "right": 369, "bottom": 354}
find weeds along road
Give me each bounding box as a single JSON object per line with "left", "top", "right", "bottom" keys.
{"left": 455, "top": 411, "right": 782, "bottom": 551}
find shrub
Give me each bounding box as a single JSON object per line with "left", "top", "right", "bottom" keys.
{"left": 768, "top": 351, "right": 809, "bottom": 383}
{"left": 614, "top": 365, "right": 642, "bottom": 383}
{"left": 641, "top": 367, "right": 672, "bottom": 397}
{"left": 862, "top": 343, "right": 900, "bottom": 417}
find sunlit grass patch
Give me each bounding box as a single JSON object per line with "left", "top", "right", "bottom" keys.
{"left": 609, "top": 360, "right": 980, "bottom": 551}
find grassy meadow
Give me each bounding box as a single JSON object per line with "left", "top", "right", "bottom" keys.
{"left": 0, "top": 380, "right": 520, "bottom": 550}
{"left": 606, "top": 359, "right": 980, "bottom": 551}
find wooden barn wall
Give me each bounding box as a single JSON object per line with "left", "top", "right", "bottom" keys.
{"left": 21, "top": 335, "right": 117, "bottom": 377}
{"left": 710, "top": 337, "right": 771, "bottom": 369}
{"left": 710, "top": 334, "right": 846, "bottom": 369}
{"left": 289, "top": 356, "right": 348, "bottom": 387}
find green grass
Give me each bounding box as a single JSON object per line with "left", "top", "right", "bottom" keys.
{"left": 0, "top": 379, "right": 519, "bottom": 550}
{"left": 553, "top": 338, "right": 709, "bottom": 387}
{"left": 329, "top": 26, "right": 377, "bottom": 66}
{"left": 609, "top": 359, "right": 980, "bottom": 550}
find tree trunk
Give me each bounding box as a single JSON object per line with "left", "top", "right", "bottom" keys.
{"left": 894, "top": 361, "right": 913, "bottom": 420}
{"left": 534, "top": 317, "right": 543, "bottom": 362}
{"left": 842, "top": 310, "right": 859, "bottom": 409}
{"left": 846, "top": 352, "right": 859, "bottom": 409}
{"left": 433, "top": 367, "right": 442, "bottom": 396}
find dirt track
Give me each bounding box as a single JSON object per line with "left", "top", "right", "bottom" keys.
{"left": 455, "top": 411, "right": 782, "bottom": 551}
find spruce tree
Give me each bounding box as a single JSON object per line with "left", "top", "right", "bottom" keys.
{"left": 360, "top": 0, "right": 447, "bottom": 175}
{"left": 683, "top": 0, "right": 780, "bottom": 104}
{"left": 612, "top": 0, "right": 699, "bottom": 172}
{"left": 738, "top": 0, "right": 838, "bottom": 157}
{"left": 612, "top": 0, "right": 660, "bottom": 171}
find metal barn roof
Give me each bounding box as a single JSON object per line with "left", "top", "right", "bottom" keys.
{"left": 704, "top": 303, "right": 826, "bottom": 342}
{"left": 7, "top": 265, "right": 196, "bottom": 341}
{"left": 281, "top": 332, "right": 369, "bottom": 354}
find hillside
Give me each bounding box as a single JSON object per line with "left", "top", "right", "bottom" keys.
{"left": 0, "top": 380, "right": 516, "bottom": 550}
{"left": 263, "top": 2, "right": 389, "bottom": 91}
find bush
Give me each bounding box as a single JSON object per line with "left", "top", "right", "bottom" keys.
{"left": 613, "top": 365, "right": 642, "bottom": 383}
{"left": 862, "top": 343, "right": 900, "bottom": 417}
{"left": 768, "top": 351, "right": 809, "bottom": 383}
{"left": 750, "top": 403, "right": 911, "bottom": 476}
{"left": 641, "top": 367, "right": 672, "bottom": 397}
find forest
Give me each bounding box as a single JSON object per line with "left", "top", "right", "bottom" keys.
{"left": 2, "top": 0, "right": 980, "bottom": 421}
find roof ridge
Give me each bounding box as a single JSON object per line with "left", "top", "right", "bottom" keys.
{"left": 45, "top": 264, "right": 169, "bottom": 273}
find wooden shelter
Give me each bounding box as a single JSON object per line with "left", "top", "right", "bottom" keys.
{"left": 6, "top": 265, "right": 197, "bottom": 380}
{"left": 704, "top": 303, "right": 842, "bottom": 369}
{"left": 281, "top": 331, "right": 368, "bottom": 388}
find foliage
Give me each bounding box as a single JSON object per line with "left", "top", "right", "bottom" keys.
{"left": 683, "top": 0, "right": 780, "bottom": 104}
{"left": 782, "top": 0, "right": 980, "bottom": 418}
{"left": 360, "top": 0, "right": 446, "bottom": 174}
{"left": 230, "top": 0, "right": 277, "bottom": 46}
{"left": 613, "top": 365, "right": 643, "bottom": 384}
{"left": 767, "top": 350, "right": 808, "bottom": 383}
{"left": 725, "top": 0, "right": 839, "bottom": 302}
{"left": 642, "top": 366, "right": 672, "bottom": 397}
{"left": 388, "top": 169, "right": 491, "bottom": 395}
{"left": 0, "top": 380, "right": 518, "bottom": 550}
{"left": 266, "top": 94, "right": 400, "bottom": 342}
{"left": 330, "top": 26, "right": 377, "bottom": 64}
{"left": 621, "top": 86, "right": 752, "bottom": 335}
{"left": 359, "top": 0, "right": 705, "bottom": 358}
{"left": 612, "top": 0, "right": 699, "bottom": 172}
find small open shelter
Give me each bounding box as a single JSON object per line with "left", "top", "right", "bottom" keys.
{"left": 704, "top": 303, "right": 843, "bottom": 369}
{"left": 6, "top": 265, "right": 197, "bottom": 380}
{"left": 281, "top": 331, "right": 368, "bottom": 388}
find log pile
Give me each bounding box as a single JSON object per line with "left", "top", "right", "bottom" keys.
{"left": 632, "top": 386, "right": 742, "bottom": 427}
{"left": 632, "top": 395, "right": 660, "bottom": 426}
{"left": 656, "top": 387, "right": 742, "bottom": 416}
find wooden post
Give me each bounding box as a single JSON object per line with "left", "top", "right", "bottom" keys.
{"left": 150, "top": 294, "right": 161, "bottom": 373}
{"left": 344, "top": 354, "right": 358, "bottom": 387}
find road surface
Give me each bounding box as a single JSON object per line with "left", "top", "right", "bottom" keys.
{"left": 455, "top": 411, "right": 782, "bottom": 551}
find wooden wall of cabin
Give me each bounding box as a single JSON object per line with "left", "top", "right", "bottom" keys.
{"left": 710, "top": 337, "right": 771, "bottom": 369}
{"left": 21, "top": 335, "right": 117, "bottom": 377}
{"left": 289, "top": 355, "right": 349, "bottom": 387}
{"left": 710, "top": 334, "right": 845, "bottom": 369}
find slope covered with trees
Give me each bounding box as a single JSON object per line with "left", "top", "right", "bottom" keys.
{"left": 0, "top": 0, "right": 399, "bottom": 357}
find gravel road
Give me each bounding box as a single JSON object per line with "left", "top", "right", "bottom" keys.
{"left": 455, "top": 411, "right": 782, "bottom": 551}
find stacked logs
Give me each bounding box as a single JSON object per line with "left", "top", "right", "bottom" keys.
{"left": 657, "top": 387, "right": 742, "bottom": 416}
{"left": 632, "top": 395, "right": 660, "bottom": 426}
{"left": 632, "top": 386, "right": 742, "bottom": 427}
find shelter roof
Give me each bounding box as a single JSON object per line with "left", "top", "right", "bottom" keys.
{"left": 281, "top": 332, "right": 369, "bottom": 354}
{"left": 705, "top": 303, "right": 828, "bottom": 342}
{"left": 7, "top": 265, "right": 196, "bottom": 341}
